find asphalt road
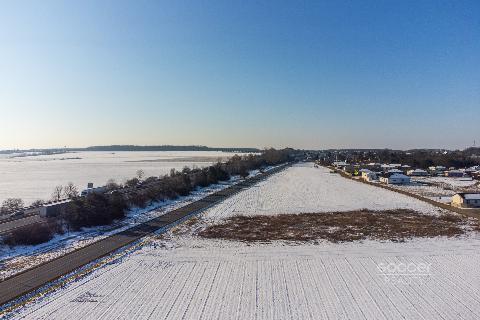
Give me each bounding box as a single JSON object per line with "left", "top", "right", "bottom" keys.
{"left": 0, "top": 163, "right": 291, "bottom": 307}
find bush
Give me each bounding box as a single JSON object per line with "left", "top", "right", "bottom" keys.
{"left": 108, "top": 192, "right": 128, "bottom": 220}
{"left": 106, "top": 179, "right": 120, "bottom": 191}
{"left": 0, "top": 198, "right": 24, "bottom": 215}
{"left": 125, "top": 178, "right": 140, "bottom": 187}
{"left": 128, "top": 191, "right": 149, "bottom": 208}
{"left": 3, "top": 221, "right": 57, "bottom": 246}
{"left": 64, "top": 193, "right": 128, "bottom": 230}
{"left": 31, "top": 199, "right": 45, "bottom": 207}
{"left": 239, "top": 165, "right": 249, "bottom": 178}
{"left": 212, "top": 163, "right": 230, "bottom": 181}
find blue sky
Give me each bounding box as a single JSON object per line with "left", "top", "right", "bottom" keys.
{"left": 1, "top": 0, "right": 479, "bottom": 150}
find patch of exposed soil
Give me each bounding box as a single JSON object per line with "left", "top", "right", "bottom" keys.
{"left": 198, "top": 209, "right": 467, "bottom": 243}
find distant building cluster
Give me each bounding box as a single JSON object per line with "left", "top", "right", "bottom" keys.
{"left": 326, "top": 159, "right": 480, "bottom": 209}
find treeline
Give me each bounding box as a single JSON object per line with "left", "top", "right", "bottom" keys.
{"left": 376, "top": 149, "right": 480, "bottom": 169}
{"left": 2, "top": 148, "right": 294, "bottom": 246}
{"left": 0, "top": 145, "right": 261, "bottom": 154}
{"left": 323, "top": 149, "right": 480, "bottom": 169}
{"left": 82, "top": 145, "right": 260, "bottom": 153}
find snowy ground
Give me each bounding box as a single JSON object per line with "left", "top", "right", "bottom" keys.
{"left": 0, "top": 151, "right": 247, "bottom": 204}
{"left": 416, "top": 176, "right": 478, "bottom": 189}
{"left": 7, "top": 163, "right": 480, "bottom": 320}
{"left": 0, "top": 177, "right": 243, "bottom": 280}
{"left": 388, "top": 175, "right": 480, "bottom": 203}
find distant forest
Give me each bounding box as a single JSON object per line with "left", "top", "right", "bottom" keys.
{"left": 0, "top": 145, "right": 260, "bottom": 154}
{"left": 324, "top": 147, "right": 480, "bottom": 169}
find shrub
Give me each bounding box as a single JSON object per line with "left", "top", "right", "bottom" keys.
{"left": 64, "top": 193, "right": 127, "bottom": 230}
{"left": 106, "top": 179, "right": 120, "bottom": 191}
{"left": 3, "top": 221, "right": 57, "bottom": 246}
{"left": 128, "top": 191, "right": 149, "bottom": 208}
{"left": 125, "top": 178, "right": 140, "bottom": 187}
{"left": 143, "top": 176, "right": 158, "bottom": 184}
{"left": 31, "top": 199, "right": 45, "bottom": 207}
{"left": 0, "top": 198, "right": 24, "bottom": 215}
{"left": 239, "top": 165, "right": 249, "bottom": 178}
{"left": 108, "top": 192, "right": 128, "bottom": 220}
{"left": 212, "top": 163, "right": 230, "bottom": 181}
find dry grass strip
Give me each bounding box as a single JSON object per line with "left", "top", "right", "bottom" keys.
{"left": 199, "top": 209, "right": 466, "bottom": 243}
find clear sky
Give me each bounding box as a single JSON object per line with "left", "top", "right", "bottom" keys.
{"left": 1, "top": 0, "right": 479, "bottom": 150}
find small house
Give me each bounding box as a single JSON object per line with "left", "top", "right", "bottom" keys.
{"left": 465, "top": 166, "right": 480, "bottom": 175}
{"left": 361, "top": 169, "right": 378, "bottom": 182}
{"left": 387, "top": 169, "right": 403, "bottom": 174}
{"left": 39, "top": 200, "right": 71, "bottom": 217}
{"left": 380, "top": 173, "right": 411, "bottom": 185}
{"left": 407, "top": 169, "right": 428, "bottom": 176}
{"left": 428, "top": 166, "right": 447, "bottom": 175}
{"left": 81, "top": 184, "right": 108, "bottom": 196}
{"left": 445, "top": 170, "right": 464, "bottom": 178}
{"left": 451, "top": 193, "right": 480, "bottom": 208}
{"left": 333, "top": 161, "right": 348, "bottom": 169}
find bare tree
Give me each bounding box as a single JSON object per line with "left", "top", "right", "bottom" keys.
{"left": 63, "top": 182, "right": 79, "bottom": 199}
{"left": 239, "top": 165, "right": 249, "bottom": 179}
{"left": 0, "top": 198, "right": 24, "bottom": 215}
{"left": 51, "top": 185, "right": 63, "bottom": 201}
{"left": 106, "top": 178, "right": 119, "bottom": 191}
{"left": 136, "top": 169, "right": 145, "bottom": 181}
{"left": 31, "top": 199, "right": 45, "bottom": 207}
{"left": 125, "top": 178, "right": 140, "bottom": 187}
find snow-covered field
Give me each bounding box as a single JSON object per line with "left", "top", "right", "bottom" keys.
{"left": 199, "top": 164, "right": 446, "bottom": 221}
{"left": 7, "top": 163, "right": 480, "bottom": 319}
{"left": 389, "top": 176, "right": 479, "bottom": 201}
{"left": 416, "top": 176, "right": 478, "bottom": 189}
{"left": 0, "top": 151, "right": 244, "bottom": 204}
{"left": 0, "top": 178, "right": 241, "bottom": 281}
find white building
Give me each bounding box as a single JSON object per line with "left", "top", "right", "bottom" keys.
{"left": 387, "top": 169, "right": 403, "bottom": 174}
{"left": 465, "top": 166, "right": 480, "bottom": 174}
{"left": 407, "top": 169, "right": 428, "bottom": 176}
{"left": 451, "top": 193, "right": 480, "bottom": 208}
{"left": 361, "top": 169, "right": 378, "bottom": 182}
{"left": 445, "top": 170, "right": 464, "bottom": 177}
{"left": 428, "top": 166, "right": 447, "bottom": 175}
{"left": 380, "top": 173, "right": 411, "bottom": 185}
{"left": 332, "top": 161, "right": 348, "bottom": 169}
{"left": 81, "top": 185, "right": 108, "bottom": 196}
{"left": 39, "top": 199, "right": 71, "bottom": 217}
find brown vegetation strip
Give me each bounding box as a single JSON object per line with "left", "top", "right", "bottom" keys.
{"left": 198, "top": 209, "right": 466, "bottom": 243}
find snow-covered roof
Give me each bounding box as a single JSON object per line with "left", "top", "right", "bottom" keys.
{"left": 455, "top": 193, "right": 480, "bottom": 200}
{"left": 387, "top": 169, "right": 403, "bottom": 173}
{"left": 464, "top": 194, "right": 480, "bottom": 200}
{"left": 466, "top": 166, "right": 480, "bottom": 172}
{"left": 390, "top": 173, "right": 409, "bottom": 179}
